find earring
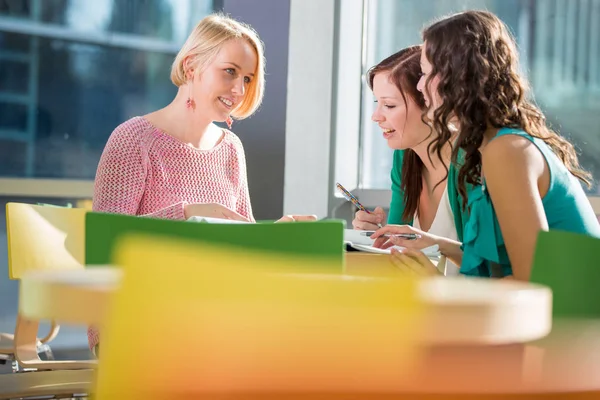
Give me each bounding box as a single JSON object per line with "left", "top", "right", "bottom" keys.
{"left": 186, "top": 77, "right": 195, "bottom": 110}
{"left": 186, "top": 97, "right": 194, "bottom": 110}
{"left": 226, "top": 116, "right": 233, "bottom": 129}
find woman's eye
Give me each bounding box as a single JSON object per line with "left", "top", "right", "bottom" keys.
{"left": 225, "top": 68, "right": 235, "bottom": 75}
{"left": 384, "top": 105, "right": 396, "bottom": 109}
{"left": 244, "top": 76, "right": 251, "bottom": 84}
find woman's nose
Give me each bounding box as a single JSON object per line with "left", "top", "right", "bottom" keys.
{"left": 371, "top": 108, "right": 382, "bottom": 122}
{"left": 232, "top": 78, "right": 245, "bottom": 96}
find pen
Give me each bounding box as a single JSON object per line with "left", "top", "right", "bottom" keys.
{"left": 360, "top": 231, "right": 421, "bottom": 240}
{"left": 336, "top": 182, "right": 383, "bottom": 228}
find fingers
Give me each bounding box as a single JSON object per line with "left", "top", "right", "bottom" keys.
{"left": 373, "top": 206, "right": 386, "bottom": 219}
{"left": 372, "top": 236, "right": 390, "bottom": 249}
{"left": 352, "top": 209, "right": 384, "bottom": 230}
{"left": 352, "top": 220, "right": 381, "bottom": 230}
{"left": 220, "top": 207, "right": 250, "bottom": 222}
{"left": 389, "top": 250, "right": 417, "bottom": 275}
{"left": 291, "top": 214, "right": 317, "bottom": 221}
{"left": 390, "top": 248, "right": 439, "bottom": 276}
{"left": 276, "top": 214, "right": 318, "bottom": 223}
{"left": 390, "top": 251, "right": 423, "bottom": 275}
{"left": 401, "top": 247, "right": 433, "bottom": 265}
{"left": 369, "top": 224, "right": 413, "bottom": 240}
{"left": 276, "top": 215, "right": 294, "bottom": 223}
{"left": 388, "top": 236, "right": 415, "bottom": 249}
{"left": 380, "top": 241, "right": 394, "bottom": 249}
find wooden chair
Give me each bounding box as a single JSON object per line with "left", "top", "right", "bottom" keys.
{"left": 5, "top": 202, "right": 96, "bottom": 371}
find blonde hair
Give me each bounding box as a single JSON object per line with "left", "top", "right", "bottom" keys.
{"left": 171, "top": 13, "right": 265, "bottom": 119}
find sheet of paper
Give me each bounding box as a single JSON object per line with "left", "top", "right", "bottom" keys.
{"left": 187, "top": 216, "right": 251, "bottom": 224}
{"left": 343, "top": 229, "right": 375, "bottom": 246}
{"left": 349, "top": 243, "right": 441, "bottom": 258}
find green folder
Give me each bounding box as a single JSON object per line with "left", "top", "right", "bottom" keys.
{"left": 530, "top": 230, "right": 600, "bottom": 318}
{"left": 85, "top": 212, "right": 345, "bottom": 270}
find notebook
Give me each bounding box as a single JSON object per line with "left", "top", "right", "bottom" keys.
{"left": 344, "top": 229, "right": 441, "bottom": 259}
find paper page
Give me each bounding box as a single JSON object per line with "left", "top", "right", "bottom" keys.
{"left": 349, "top": 243, "right": 441, "bottom": 259}
{"left": 343, "top": 229, "right": 375, "bottom": 246}
{"left": 187, "top": 216, "right": 251, "bottom": 224}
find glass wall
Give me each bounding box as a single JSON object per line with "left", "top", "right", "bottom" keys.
{"left": 360, "top": 0, "right": 600, "bottom": 195}
{"left": 0, "top": 0, "right": 213, "bottom": 179}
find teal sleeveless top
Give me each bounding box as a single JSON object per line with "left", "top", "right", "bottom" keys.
{"left": 388, "top": 149, "right": 472, "bottom": 242}
{"left": 461, "top": 128, "right": 600, "bottom": 278}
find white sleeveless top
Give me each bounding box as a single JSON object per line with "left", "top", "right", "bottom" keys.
{"left": 413, "top": 187, "right": 460, "bottom": 276}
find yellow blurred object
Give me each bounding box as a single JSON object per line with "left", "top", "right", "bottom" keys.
{"left": 75, "top": 199, "right": 93, "bottom": 210}
{"left": 5, "top": 202, "right": 96, "bottom": 371}
{"left": 94, "top": 235, "right": 426, "bottom": 399}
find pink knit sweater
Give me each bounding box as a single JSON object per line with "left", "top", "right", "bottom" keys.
{"left": 92, "top": 116, "right": 254, "bottom": 220}
{"left": 88, "top": 116, "right": 254, "bottom": 350}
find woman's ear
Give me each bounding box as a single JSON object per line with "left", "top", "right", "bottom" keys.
{"left": 183, "top": 56, "right": 194, "bottom": 81}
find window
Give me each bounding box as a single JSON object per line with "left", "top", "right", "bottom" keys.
{"left": 0, "top": 0, "right": 215, "bottom": 353}
{"left": 359, "top": 0, "right": 600, "bottom": 194}
{"left": 0, "top": 0, "right": 213, "bottom": 185}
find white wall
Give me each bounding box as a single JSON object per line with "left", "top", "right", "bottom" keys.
{"left": 284, "top": 0, "right": 336, "bottom": 218}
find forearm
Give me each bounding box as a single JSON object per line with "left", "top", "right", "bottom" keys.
{"left": 143, "top": 202, "right": 187, "bottom": 220}
{"left": 436, "top": 237, "right": 464, "bottom": 266}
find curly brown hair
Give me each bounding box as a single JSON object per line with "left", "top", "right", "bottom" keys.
{"left": 422, "top": 10, "right": 591, "bottom": 208}
{"left": 367, "top": 45, "right": 430, "bottom": 222}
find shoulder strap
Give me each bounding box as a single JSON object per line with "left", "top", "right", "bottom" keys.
{"left": 388, "top": 150, "right": 412, "bottom": 225}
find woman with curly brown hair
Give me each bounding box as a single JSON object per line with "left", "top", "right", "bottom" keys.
{"left": 375, "top": 10, "right": 600, "bottom": 280}
{"left": 356, "top": 46, "right": 475, "bottom": 276}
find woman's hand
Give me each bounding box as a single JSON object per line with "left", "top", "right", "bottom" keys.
{"left": 352, "top": 206, "right": 386, "bottom": 230}
{"left": 276, "top": 214, "right": 318, "bottom": 223}
{"left": 370, "top": 224, "right": 440, "bottom": 250}
{"left": 390, "top": 248, "right": 441, "bottom": 276}
{"left": 184, "top": 203, "right": 250, "bottom": 222}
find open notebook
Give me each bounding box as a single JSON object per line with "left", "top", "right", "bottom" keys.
{"left": 187, "top": 216, "right": 250, "bottom": 224}
{"left": 344, "top": 229, "right": 441, "bottom": 259}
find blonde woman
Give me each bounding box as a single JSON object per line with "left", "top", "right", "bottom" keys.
{"left": 93, "top": 13, "right": 264, "bottom": 226}
{"left": 90, "top": 13, "right": 310, "bottom": 354}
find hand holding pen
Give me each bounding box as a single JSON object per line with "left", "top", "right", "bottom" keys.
{"left": 361, "top": 231, "right": 421, "bottom": 240}
{"left": 336, "top": 182, "right": 385, "bottom": 229}
{"left": 352, "top": 206, "right": 387, "bottom": 230}
{"left": 370, "top": 224, "right": 438, "bottom": 250}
